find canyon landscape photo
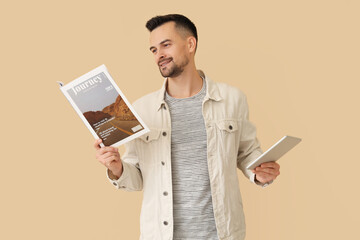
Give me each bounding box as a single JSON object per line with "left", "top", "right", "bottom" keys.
{"left": 83, "top": 94, "right": 143, "bottom": 146}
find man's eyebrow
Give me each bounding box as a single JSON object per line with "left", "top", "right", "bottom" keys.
{"left": 149, "top": 39, "right": 171, "bottom": 51}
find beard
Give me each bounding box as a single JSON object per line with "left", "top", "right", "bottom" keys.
{"left": 158, "top": 56, "right": 189, "bottom": 78}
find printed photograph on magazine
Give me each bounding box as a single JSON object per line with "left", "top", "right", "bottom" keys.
{"left": 58, "top": 65, "right": 149, "bottom": 147}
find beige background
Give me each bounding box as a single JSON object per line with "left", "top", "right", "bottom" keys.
{"left": 1, "top": 0, "right": 359, "bottom": 239}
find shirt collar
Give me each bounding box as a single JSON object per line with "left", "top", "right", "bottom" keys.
{"left": 156, "top": 69, "right": 223, "bottom": 111}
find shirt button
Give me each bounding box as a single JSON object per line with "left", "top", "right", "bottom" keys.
{"left": 113, "top": 182, "right": 118, "bottom": 186}
{"left": 163, "top": 221, "right": 168, "bottom": 226}
{"left": 146, "top": 136, "right": 149, "bottom": 141}
{"left": 163, "top": 105, "right": 167, "bottom": 110}
{"left": 161, "top": 161, "right": 165, "bottom": 166}
{"left": 162, "top": 132, "right": 167, "bottom": 136}
{"left": 229, "top": 125, "right": 233, "bottom": 130}
{"left": 163, "top": 191, "right": 168, "bottom": 196}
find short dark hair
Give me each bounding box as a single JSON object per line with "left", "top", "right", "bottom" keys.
{"left": 146, "top": 14, "right": 198, "bottom": 51}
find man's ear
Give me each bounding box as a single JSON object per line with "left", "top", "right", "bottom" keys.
{"left": 187, "top": 36, "right": 197, "bottom": 54}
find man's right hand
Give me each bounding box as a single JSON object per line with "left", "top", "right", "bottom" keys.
{"left": 94, "top": 139, "right": 123, "bottom": 179}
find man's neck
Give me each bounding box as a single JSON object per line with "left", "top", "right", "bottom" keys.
{"left": 166, "top": 66, "right": 203, "bottom": 99}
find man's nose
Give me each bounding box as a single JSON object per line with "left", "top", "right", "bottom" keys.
{"left": 156, "top": 49, "right": 166, "bottom": 63}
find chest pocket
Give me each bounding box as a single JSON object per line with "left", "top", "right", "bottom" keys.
{"left": 216, "top": 119, "right": 239, "bottom": 133}
{"left": 137, "top": 129, "right": 162, "bottom": 167}
{"left": 215, "top": 119, "right": 240, "bottom": 164}
{"left": 139, "top": 129, "right": 161, "bottom": 143}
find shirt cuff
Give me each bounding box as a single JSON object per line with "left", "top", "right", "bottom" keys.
{"left": 106, "top": 161, "right": 128, "bottom": 189}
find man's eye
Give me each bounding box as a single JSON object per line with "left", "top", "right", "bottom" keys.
{"left": 152, "top": 49, "right": 157, "bottom": 54}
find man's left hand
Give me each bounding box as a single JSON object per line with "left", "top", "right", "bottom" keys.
{"left": 251, "top": 162, "right": 280, "bottom": 184}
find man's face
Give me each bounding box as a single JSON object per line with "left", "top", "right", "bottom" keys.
{"left": 149, "top": 22, "right": 190, "bottom": 78}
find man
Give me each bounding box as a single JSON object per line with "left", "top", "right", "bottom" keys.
{"left": 94, "top": 14, "right": 280, "bottom": 240}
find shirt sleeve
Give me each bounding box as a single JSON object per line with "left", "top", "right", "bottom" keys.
{"left": 236, "top": 95, "right": 273, "bottom": 188}
{"left": 106, "top": 140, "right": 143, "bottom": 191}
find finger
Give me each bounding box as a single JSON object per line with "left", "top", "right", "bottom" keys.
{"left": 101, "top": 151, "right": 120, "bottom": 160}
{"left": 254, "top": 167, "right": 280, "bottom": 176}
{"left": 258, "top": 170, "right": 280, "bottom": 181}
{"left": 97, "top": 157, "right": 105, "bottom": 165}
{"left": 256, "top": 172, "right": 274, "bottom": 183}
{"left": 104, "top": 155, "right": 119, "bottom": 167}
{"left": 98, "top": 146, "right": 117, "bottom": 155}
{"left": 260, "top": 162, "right": 280, "bottom": 169}
{"left": 103, "top": 151, "right": 120, "bottom": 161}
{"left": 93, "top": 139, "right": 103, "bottom": 150}
{"left": 96, "top": 148, "right": 119, "bottom": 161}
{"left": 100, "top": 156, "right": 112, "bottom": 167}
{"left": 96, "top": 149, "right": 116, "bottom": 161}
{"left": 259, "top": 162, "right": 276, "bottom": 168}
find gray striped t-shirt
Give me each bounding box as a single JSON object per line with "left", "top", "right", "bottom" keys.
{"left": 165, "top": 79, "right": 218, "bottom": 240}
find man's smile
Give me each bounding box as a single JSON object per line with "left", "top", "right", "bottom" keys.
{"left": 159, "top": 58, "right": 172, "bottom": 68}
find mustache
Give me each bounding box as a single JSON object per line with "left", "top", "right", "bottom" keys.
{"left": 158, "top": 58, "right": 173, "bottom": 66}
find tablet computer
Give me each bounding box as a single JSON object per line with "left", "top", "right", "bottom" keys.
{"left": 246, "top": 135, "right": 302, "bottom": 170}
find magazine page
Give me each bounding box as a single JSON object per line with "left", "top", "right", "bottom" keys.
{"left": 59, "top": 64, "right": 149, "bottom": 147}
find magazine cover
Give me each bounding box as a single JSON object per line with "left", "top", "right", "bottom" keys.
{"left": 58, "top": 64, "right": 149, "bottom": 147}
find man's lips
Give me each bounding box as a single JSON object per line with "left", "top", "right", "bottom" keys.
{"left": 159, "top": 58, "right": 172, "bottom": 68}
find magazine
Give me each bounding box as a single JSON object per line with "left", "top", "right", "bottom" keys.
{"left": 57, "top": 64, "right": 149, "bottom": 147}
